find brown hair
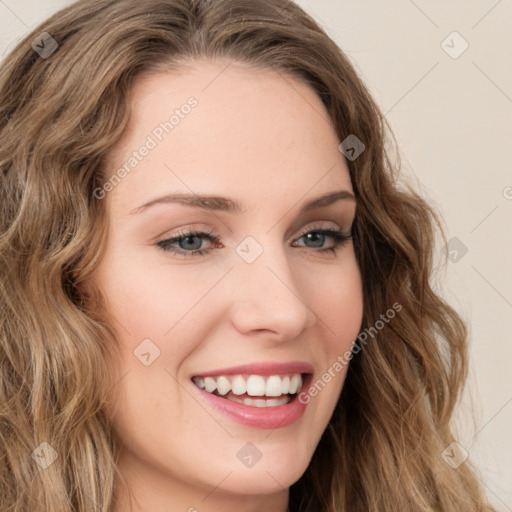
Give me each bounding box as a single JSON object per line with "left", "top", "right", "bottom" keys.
{"left": 0, "top": 0, "right": 494, "bottom": 510}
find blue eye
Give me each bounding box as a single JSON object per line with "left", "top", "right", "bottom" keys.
{"left": 172, "top": 234, "right": 204, "bottom": 251}
{"left": 156, "top": 229, "right": 218, "bottom": 256}
{"left": 156, "top": 226, "right": 352, "bottom": 257}
{"left": 292, "top": 227, "right": 352, "bottom": 254}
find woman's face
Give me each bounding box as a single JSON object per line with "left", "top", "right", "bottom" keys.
{"left": 89, "top": 59, "right": 363, "bottom": 511}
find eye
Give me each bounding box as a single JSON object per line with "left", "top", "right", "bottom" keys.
{"left": 156, "top": 225, "right": 352, "bottom": 258}
{"left": 171, "top": 234, "right": 203, "bottom": 251}
{"left": 156, "top": 229, "right": 220, "bottom": 257}
{"left": 292, "top": 226, "right": 352, "bottom": 254}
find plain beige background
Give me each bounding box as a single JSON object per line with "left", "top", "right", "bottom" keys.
{"left": 1, "top": 0, "right": 511, "bottom": 509}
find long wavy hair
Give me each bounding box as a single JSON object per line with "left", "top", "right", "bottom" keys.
{"left": 0, "top": 0, "right": 494, "bottom": 510}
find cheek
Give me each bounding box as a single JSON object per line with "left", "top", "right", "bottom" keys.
{"left": 94, "top": 251, "right": 231, "bottom": 365}
{"left": 304, "top": 255, "right": 364, "bottom": 347}
{"left": 298, "top": 256, "right": 363, "bottom": 409}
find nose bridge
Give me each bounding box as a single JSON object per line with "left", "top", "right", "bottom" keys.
{"left": 229, "top": 236, "right": 315, "bottom": 338}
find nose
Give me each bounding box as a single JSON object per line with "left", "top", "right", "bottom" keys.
{"left": 227, "top": 242, "right": 317, "bottom": 342}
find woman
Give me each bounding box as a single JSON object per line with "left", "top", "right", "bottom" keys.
{"left": 0, "top": 0, "right": 496, "bottom": 510}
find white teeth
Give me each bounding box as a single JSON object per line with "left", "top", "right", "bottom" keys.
{"left": 265, "top": 397, "right": 289, "bottom": 407}
{"left": 265, "top": 375, "right": 283, "bottom": 397}
{"left": 204, "top": 377, "right": 216, "bottom": 393}
{"left": 193, "top": 373, "right": 304, "bottom": 398}
{"left": 229, "top": 395, "right": 291, "bottom": 407}
{"left": 194, "top": 376, "right": 205, "bottom": 389}
{"left": 281, "top": 376, "right": 290, "bottom": 394}
{"left": 246, "top": 375, "right": 266, "bottom": 396}
{"left": 216, "top": 376, "right": 231, "bottom": 396}
{"left": 231, "top": 375, "right": 247, "bottom": 395}
{"left": 289, "top": 374, "right": 302, "bottom": 394}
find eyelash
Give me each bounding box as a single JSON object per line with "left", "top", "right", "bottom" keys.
{"left": 156, "top": 225, "right": 353, "bottom": 258}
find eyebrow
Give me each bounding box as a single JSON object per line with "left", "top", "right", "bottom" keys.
{"left": 129, "top": 189, "right": 356, "bottom": 215}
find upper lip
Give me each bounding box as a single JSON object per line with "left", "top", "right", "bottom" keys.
{"left": 192, "top": 361, "right": 314, "bottom": 378}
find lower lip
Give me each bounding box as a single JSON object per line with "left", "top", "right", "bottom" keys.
{"left": 192, "top": 377, "right": 311, "bottom": 429}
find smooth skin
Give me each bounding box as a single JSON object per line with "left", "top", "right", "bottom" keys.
{"left": 85, "top": 59, "right": 364, "bottom": 512}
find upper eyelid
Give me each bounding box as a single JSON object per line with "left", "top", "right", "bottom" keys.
{"left": 295, "top": 222, "right": 345, "bottom": 235}
{"left": 163, "top": 221, "right": 346, "bottom": 241}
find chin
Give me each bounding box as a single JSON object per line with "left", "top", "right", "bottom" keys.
{"left": 221, "top": 464, "right": 306, "bottom": 496}
{"left": 221, "top": 442, "right": 312, "bottom": 495}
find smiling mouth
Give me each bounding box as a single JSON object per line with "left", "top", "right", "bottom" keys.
{"left": 191, "top": 373, "right": 308, "bottom": 408}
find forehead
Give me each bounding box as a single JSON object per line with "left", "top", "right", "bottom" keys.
{"left": 103, "top": 59, "right": 352, "bottom": 214}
